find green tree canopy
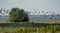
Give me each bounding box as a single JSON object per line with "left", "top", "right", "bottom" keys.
{"left": 9, "top": 7, "right": 29, "bottom": 22}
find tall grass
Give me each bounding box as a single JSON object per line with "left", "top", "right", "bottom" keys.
{"left": 0, "top": 22, "right": 60, "bottom": 33}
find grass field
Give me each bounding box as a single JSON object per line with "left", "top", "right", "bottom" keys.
{"left": 0, "top": 20, "right": 60, "bottom": 33}
{"left": 0, "top": 26, "right": 60, "bottom": 33}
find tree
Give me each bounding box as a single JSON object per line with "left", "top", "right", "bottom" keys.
{"left": 9, "top": 7, "right": 29, "bottom": 22}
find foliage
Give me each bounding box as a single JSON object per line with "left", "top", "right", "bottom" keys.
{"left": 9, "top": 7, "right": 29, "bottom": 22}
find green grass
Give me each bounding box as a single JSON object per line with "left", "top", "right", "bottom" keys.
{"left": 0, "top": 25, "right": 60, "bottom": 33}
{"left": 0, "top": 22, "right": 60, "bottom": 33}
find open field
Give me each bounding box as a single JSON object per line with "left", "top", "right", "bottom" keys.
{"left": 0, "top": 20, "right": 60, "bottom": 23}
{"left": 0, "top": 20, "right": 60, "bottom": 33}
{"left": 29, "top": 20, "right": 60, "bottom": 23}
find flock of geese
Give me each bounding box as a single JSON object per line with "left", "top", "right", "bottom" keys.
{"left": 0, "top": 9, "right": 60, "bottom": 17}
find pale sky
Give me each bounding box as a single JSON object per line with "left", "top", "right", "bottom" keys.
{"left": 0, "top": 0, "right": 60, "bottom": 14}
